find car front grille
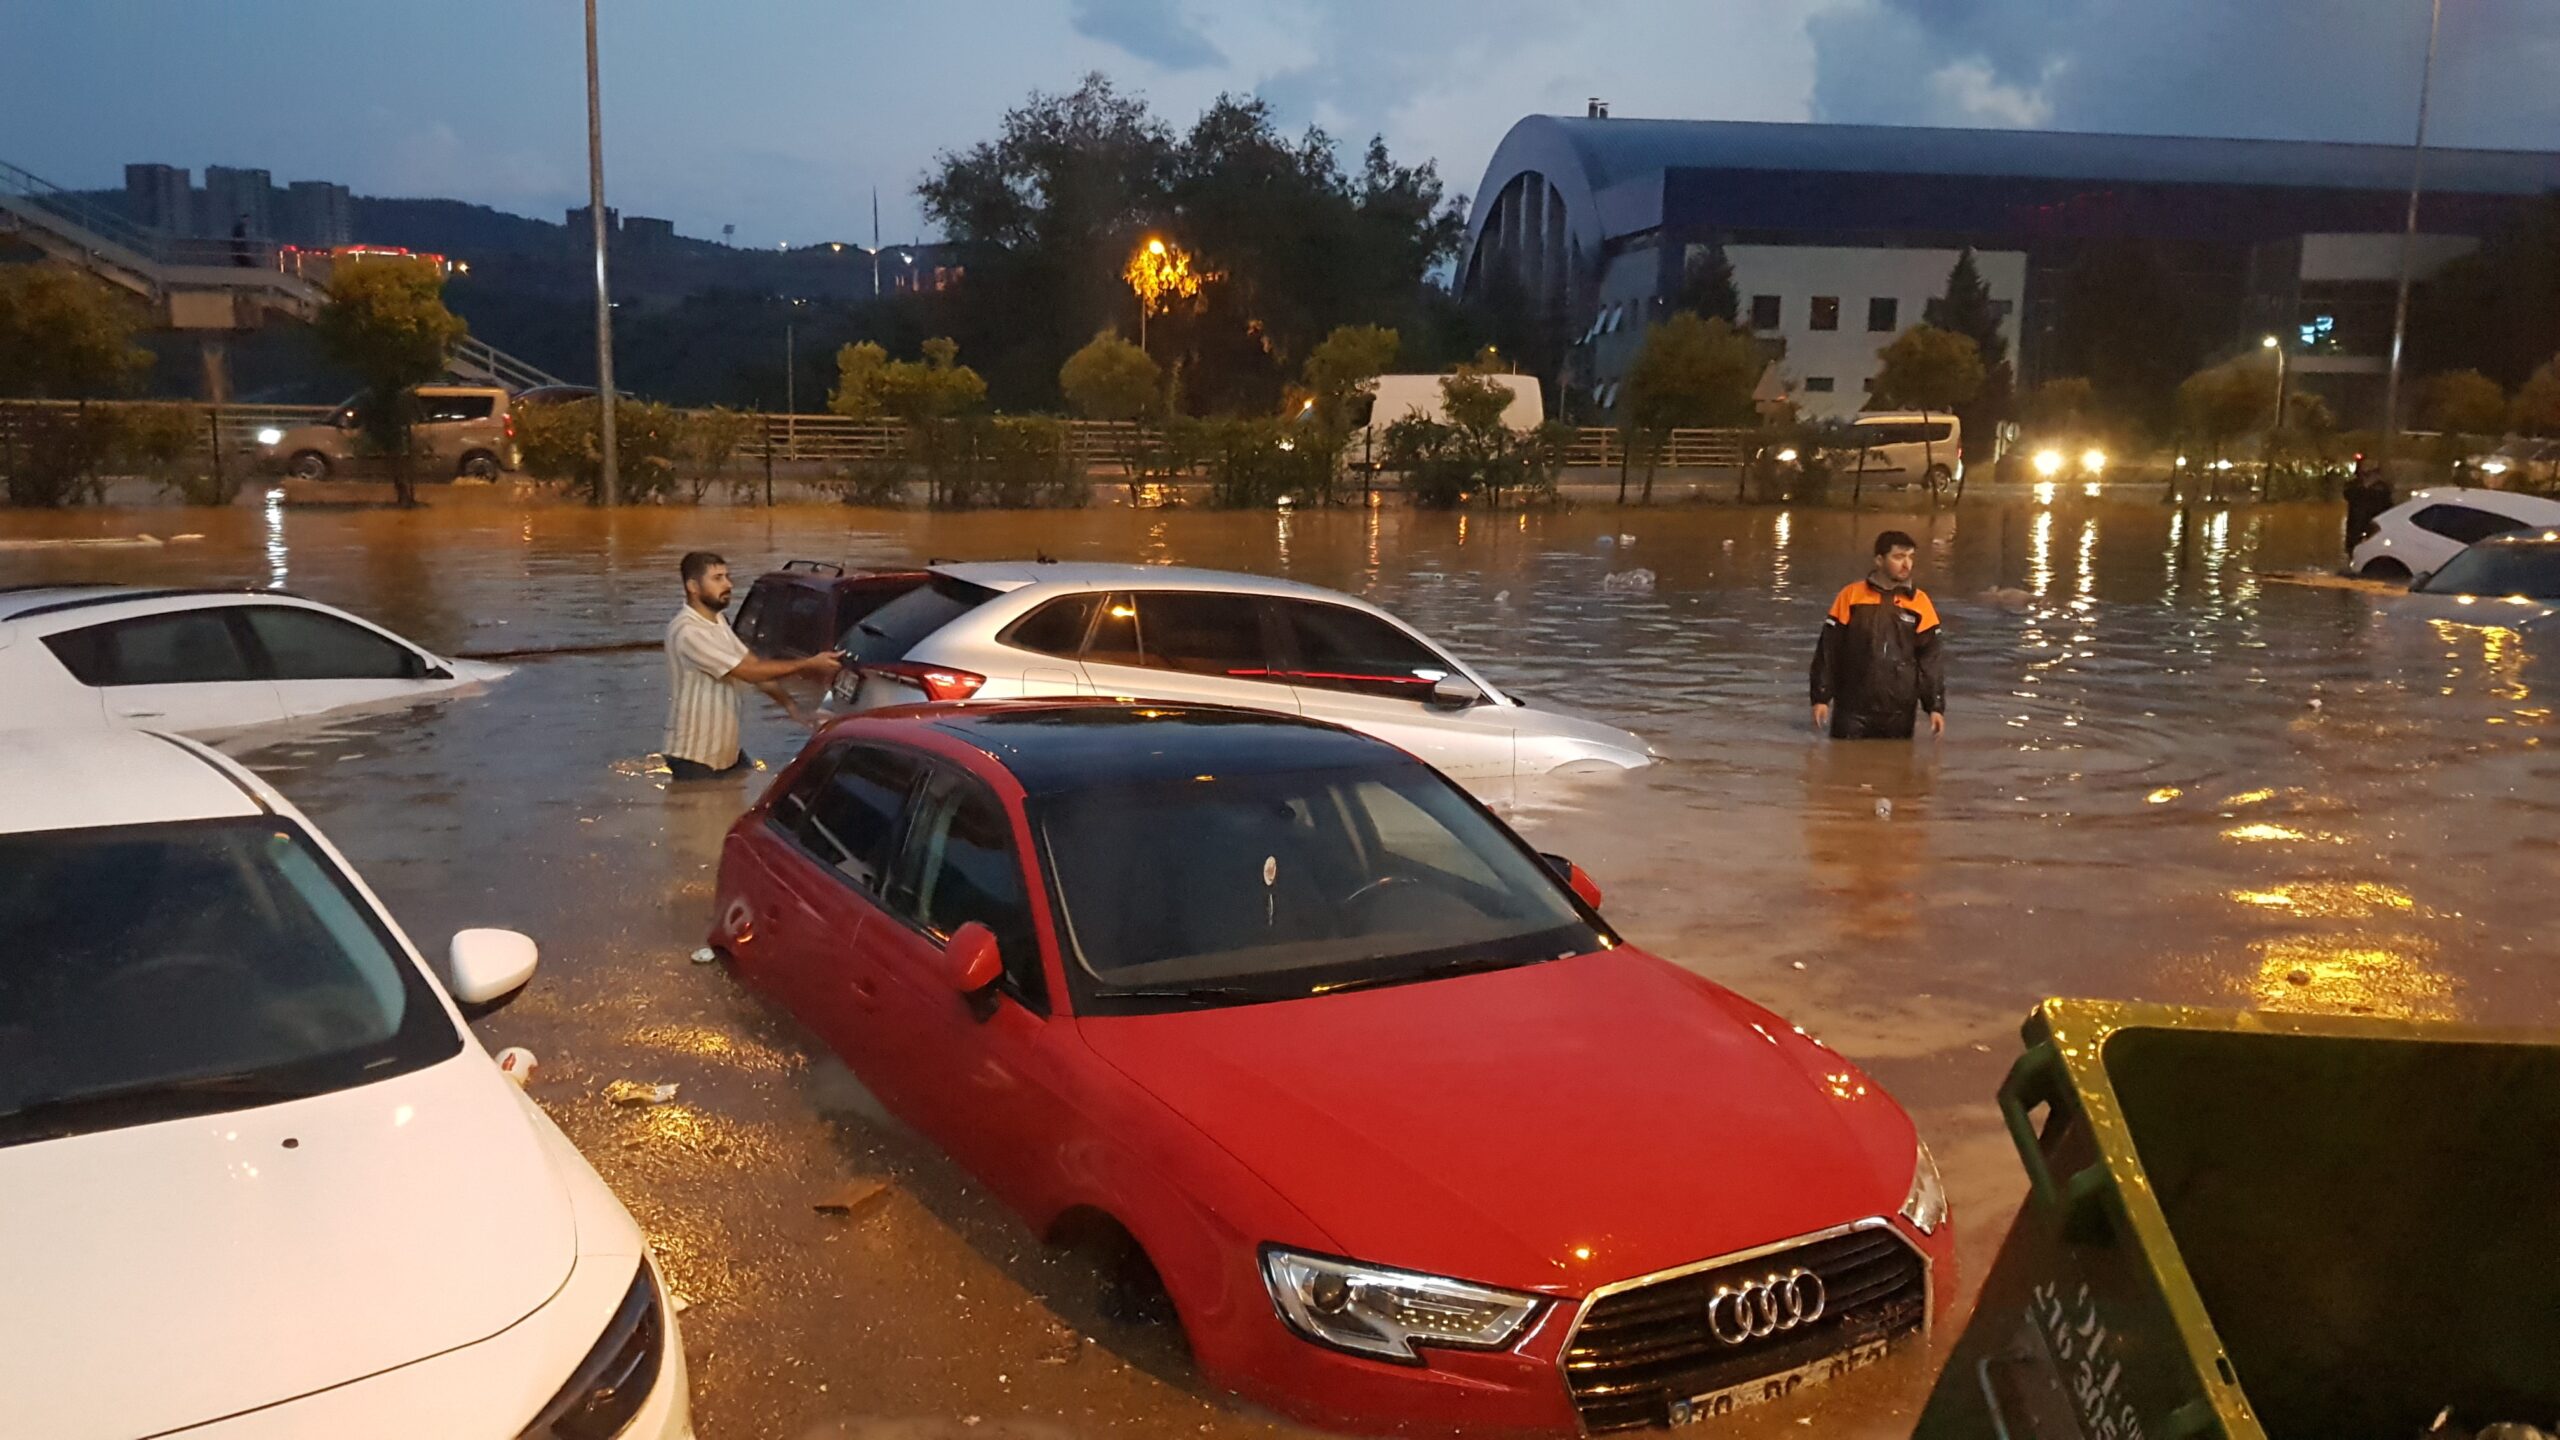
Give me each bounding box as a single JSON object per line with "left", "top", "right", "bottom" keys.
{"left": 1561, "top": 1224, "right": 1927, "bottom": 1434}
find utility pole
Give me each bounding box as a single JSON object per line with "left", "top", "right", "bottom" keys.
{"left": 584, "top": 0, "right": 619, "bottom": 505}
{"left": 784, "top": 308, "right": 797, "bottom": 459}
{"left": 2380, "top": 0, "right": 2445, "bottom": 482}
{"left": 870, "top": 188, "right": 881, "bottom": 299}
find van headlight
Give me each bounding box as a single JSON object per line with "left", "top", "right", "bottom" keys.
{"left": 2032, "top": 449, "right": 2064, "bottom": 477}
{"left": 1900, "top": 1141, "right": 1948, "bottom": 1237}
{"left": 520, "top": 1260, "right": 666, "bottom": 1439}
{"left": 1262, "top": 1247, "right": 1541, "bottom": 1362}
{"left": 2081, "top": 448, "right": 2107, "bottom": 474}
{"left": 256, "top": 427, "right": 284, "bottom": 447}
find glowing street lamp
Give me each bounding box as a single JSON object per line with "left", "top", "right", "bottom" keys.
{"left": 1125, "top": 234, "right": 1205, "bottom": 353}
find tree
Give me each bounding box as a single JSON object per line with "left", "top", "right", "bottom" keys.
{"left": 1872, "top": 324, "right": 1983, "bottom": 492}
{"left": 2020, "top": 377, "right": 2101, "bottom": 433}
{"left": 1059, "top": 331, "right": 1163, "bottom": 422}
{"left": 2420, "top": 369, "right": 2508, "bottom": 435}
{"left": 1923, "top": 247, "right": 2011, "bottom": 460}
{"left": 2176, "top": 357, "right": 2277, "bottom": 457}
{"left": 314, "top": 256, "right": 467, "bottom": 507}
{"left": 0, "top": 266, "right": 151, "bottom": 399}
{"left": 1621, "top": 313, "right": 1761, "bottom": 502}
{"left": 829, "top": 337, "right": 987, "bottom": 422}
{"left": 1676, "top": 243, "right": 1740, "bottom": 326}
{"left": 920, "top": 76, "right": 1464, "bottom": 412}
{"left": 2511, "top": 357, "right": 2560, "bottom": 437}
{"left": 1301, "top": 323, "right": 1399, "bottom": 431}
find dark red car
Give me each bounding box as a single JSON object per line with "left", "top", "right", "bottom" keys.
{"left": 708, "top": 701, "right": 1950, "bottom": 1436}
{"left": 731, "top": 562, "right": 932, "bottom": 660}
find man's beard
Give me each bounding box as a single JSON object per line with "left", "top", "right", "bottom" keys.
{"left": 699, "top": 591, "right": 731, "bottom": 613}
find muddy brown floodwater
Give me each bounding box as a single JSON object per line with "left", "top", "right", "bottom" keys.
{"left": 8, "top": 492, "right": 2559, "bottom": 1440}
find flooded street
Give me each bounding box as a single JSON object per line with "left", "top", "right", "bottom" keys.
{"left": 8, "top": 492, "right": 2557, "bottom": 1440}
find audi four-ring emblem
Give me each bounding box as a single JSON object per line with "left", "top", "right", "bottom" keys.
{"left": 1705, "top": 1268, "right": 1826, "bottom": 1344}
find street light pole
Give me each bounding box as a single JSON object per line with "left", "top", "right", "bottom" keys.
{"left": 583, "top": 0, "right": 618, "bottom": 505}
{"left": 2263, "top": 333, "right": 2289, "bottom": 428}
{"left": 784, "top": 314, "right": 796, "bottom": 460}
{"left": 2380, "top": 0, "right": 2445, "bottom": 480}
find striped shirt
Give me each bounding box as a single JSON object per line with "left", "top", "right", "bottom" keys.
{"left": 664, "top": 606, "right": 751, "bottom": 767}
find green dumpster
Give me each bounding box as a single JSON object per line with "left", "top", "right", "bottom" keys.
{"left": 1914, "top": 999, "right": 2560, "bottom": 1440}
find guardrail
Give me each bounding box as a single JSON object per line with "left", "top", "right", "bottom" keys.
{"left": 0, "top": 399, "right": 334, "bottom": 461}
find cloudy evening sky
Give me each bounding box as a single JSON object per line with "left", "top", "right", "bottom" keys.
{"left": 7, "top": 0, "right": 2557, "bottom": 247}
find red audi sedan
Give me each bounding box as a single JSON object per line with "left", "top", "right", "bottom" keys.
{"left": 708, "top": 701, "right": 1951, "bottom": 1436}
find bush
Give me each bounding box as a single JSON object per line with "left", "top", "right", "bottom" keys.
{"left": 517, "top": 398, "right": 684, "bottom": 502}
{"left": 1184, "top": 416, "right": 1333, "bottom": 509}
{"left": 104, "top": 404, "right": 240, "bottom": 506}
{"left": 682, "top": 406, "right": 762, "bottom": 504}
{"left": 1, "top": 402, "right": 113, "bottom": 508}
{"left": 1380, "top": 412, "right": 1570, "bottom": 510}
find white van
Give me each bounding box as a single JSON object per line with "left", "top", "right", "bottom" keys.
{"left": 1335, "top": 373, "right": 1544, "bottom": 456}
{"left": 1835, "top": 411, "right": 1963, "bottom": 495}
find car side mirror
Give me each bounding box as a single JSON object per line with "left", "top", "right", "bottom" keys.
{"left": 945, "top": 921, "right": 1004, "bottom": 997}
{"left": 1540, "top": 853, "right": 1605, "bottom": 911}
{"left": 1428, "top": 675, "right": 1485, "bottom": 710}
{"left": 448, "top": 928, "right": 538, "bottom": 1019}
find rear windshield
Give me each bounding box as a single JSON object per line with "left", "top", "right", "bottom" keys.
{"left": 2417, "top": 544, "right": 2560, "bottom": 598}
{"left": 838, "top": 575, "right": 998, "bottom": 662}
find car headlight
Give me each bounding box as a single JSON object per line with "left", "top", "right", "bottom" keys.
{"left": 1775, "top": 447, "right": 1799, "bottom": 463}
{"left": 2032, "top": 449, "right": 2063, "bottom": 477}
{"left": 256, "top": 427, "right": 284, "bottom": 447}
{"left": 520, "top": 1259, "right": 666, "bottom": 1439}
{"left": 2482, "top": 459, "right": 2510, "bottom": 475}
{"left": 1900, "top": 1141, "right": 1947, "bottom": 1237}
{"left": 1262, "top": 1247, "right": 1541, "bottom": 1362}
{"left": 2081, "top": 448, "right": 2107, "bottom": 474}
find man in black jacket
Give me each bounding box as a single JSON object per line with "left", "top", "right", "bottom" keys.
{"left": 1811, "top": 530, "right": 1945, "bottom": 740}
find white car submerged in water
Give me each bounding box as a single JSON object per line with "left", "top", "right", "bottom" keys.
{"left": 0, "top": 727, "right": 691, "bottom": 1439}
{"left": 823, "top": 562, "right": 1654, "bottom": 793}
{"left": 0, "top": 586, "right": 505, "bottom": 738}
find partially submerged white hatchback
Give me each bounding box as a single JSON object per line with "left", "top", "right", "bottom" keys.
{"left": 0, "top": 728, "right": 692, "bottom": 1440}
{"left": 828, "top": 562, "right": 1655, "bottom": 789}
{"left": 0, "top": 586, "right": 506, "bottom": 738}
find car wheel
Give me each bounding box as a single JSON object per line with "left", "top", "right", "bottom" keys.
{"left": 288, "top": 451, "right": 332, "bottom": 481}
{"left": 1926, "top": 463, "right": 1955, "bottom": 500}
{"left": 458, "top": 450, "right": 501, "bottom": 480}
{"left": 2360, "top": 557, "right": 2412, "bottom": 581}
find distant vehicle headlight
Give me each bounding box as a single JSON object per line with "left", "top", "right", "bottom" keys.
{"left": 2032, "top": 449, "right": 2064, "bottom": 477}
{"left": 256, "top": 427, "right": 284, "bottom": 447}
{"left": 1262, "top": 1247, "right": 1540, "bottom": 1361}
{"left": 2081, "top": 448, "right": 2107, "bottom": 474}
{"left": 1775, "top": 448, "right": 1799, "bottom": 464}
{"left": 2481, "top": 459, "right": 2510, "bottom": 475}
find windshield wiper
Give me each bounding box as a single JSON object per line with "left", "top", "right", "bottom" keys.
{"left": 1095, "top": 985, "right": 1270, "bottom": 1008}
{"left": 1308, "top": 954, "right": 1530, "bottom": 997}
{"left": 1, "top": 1069, "right": 328, "bottom": 1142}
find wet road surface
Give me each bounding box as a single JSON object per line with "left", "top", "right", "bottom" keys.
{"left": 7, "top": 492, "right": 2557, "bottom": 1439}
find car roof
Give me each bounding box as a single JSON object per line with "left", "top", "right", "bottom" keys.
{"left": 0, "top": 585, "right": 303, "bottom": 625}
{"left": 0, "top": 728, "right": 265, "bottom": 835}
{"left": 2474, "top": 530, "right": 2560, "bottom": 547}
{"left": 909, "top": 699, "right": 1415, "bottom": 796}
{"left": 929, "top": 561, "right": 1354, "bottom": 600}
{"left": 2405, "top": 487, "right": 2560, "bottom": 517}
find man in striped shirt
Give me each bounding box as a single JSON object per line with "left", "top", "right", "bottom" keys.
{"left": 664, "top": 551, "right": 841, "bottom": 781}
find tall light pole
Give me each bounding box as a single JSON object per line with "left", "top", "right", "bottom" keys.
{"left": 583, "top": 0, "right": 618, "bottom": 505}
{"left": 2263, "top": 333, "right": 2289, "bottom": 427}
{"left": 1140, "top": 237, "right": 1165, "bottom": 352}
{"left": 2380, "top": 0, "right": 2445, "bottom": 479}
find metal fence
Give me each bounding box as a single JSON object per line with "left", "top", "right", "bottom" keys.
{"left": 0, "top": 399, "right": 334, "bottom": 457}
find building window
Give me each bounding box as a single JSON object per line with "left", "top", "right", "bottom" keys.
{"left": 1867, "top": 297, "right": 1898, "bottom": 332}
{"left": 1810, "top": 296, "right": 1839, "bottom": 331}
{"left": 1804, "top": 376, "right": 1836, "bottom": 393}
{"left": 1750, "top": 294, "right": 1781, "bottom": 331}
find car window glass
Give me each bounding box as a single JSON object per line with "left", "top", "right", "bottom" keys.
{"left": 2413, "top": 504, "right": 2530, "bottom": 546}
{"left": 1131, "top": 592, "right": 1270, "bottom": 678}
{"left": 0, "top": 818, "right": 460, "bottom": 1142}
{"left": 1004, "top": 594, "right": 1100, "bottom": 658}
{"left": 834, "top": 579, "right": 926, "bottom": 638}
{"left": 420, "top": 394, "right": 493, "bottom": 423}
{"left": 1352, "top": 778, "right": 1505, "bottom": 890}
{"left": 794, "top": 745, "right": 922, "bottom": 893}
{"left": 838, "top": 575, "right": 998, "bottom": 663}
{"left": 1085, "top": 593, "right": 1143, "bottom": 664}
{"left": 1283, "top": 602, "right": 1451, "bottom": 700}
{"left": 781, "top": 588, "right": 832, "bottom": 654}
{"left": 888, "top": 774, "right": 1043, "bottom": 1009}
{"left": 244, "top": 606, "right": 421, "bottom": 681}
{"left": 45, "top": 611, "right": 256, "bottom": 687}
{"left": 2417, "top": 545, "right": 2560, "bottom": 597}
{"left": 769, "top": 746, "right": 842, "bottom": 836}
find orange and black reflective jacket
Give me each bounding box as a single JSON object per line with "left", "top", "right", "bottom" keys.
{"left": 1810, "top": 578, "right": 1944, "bottom": 734}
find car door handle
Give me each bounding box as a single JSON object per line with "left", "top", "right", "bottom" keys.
{"left": 116, "top": 709, "right": 166, "bottom": 718}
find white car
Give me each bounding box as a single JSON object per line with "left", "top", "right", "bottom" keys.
{"left": 827, "top": 562, "right": 1653, "bottom": 787}
{"left": 0, "top": 727, "right": 691, "bottom": 1440}
{"left": 0, "top": 586, "right": 506, "bottom": 736}
{"left": 2351, "top": 487, "right": 2560, "bottom": 581}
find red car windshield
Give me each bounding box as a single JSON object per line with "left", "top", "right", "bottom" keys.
{"left": 1035, "top": 762, "right": 1606, "bottom": 1012}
